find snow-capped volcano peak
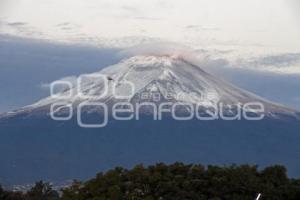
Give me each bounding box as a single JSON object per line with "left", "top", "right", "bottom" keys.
{"left": 2, "top": 55, "right": 299, "bottom": 118}
{"left": 30, "top": 55, "right": 234, "bottom": 107}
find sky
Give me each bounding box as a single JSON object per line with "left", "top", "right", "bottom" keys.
{"left": 0, "top": 0, "right": 300, "bottom": 112}
{"left": 0, "top": 0, "right": 299, "bottom": 52}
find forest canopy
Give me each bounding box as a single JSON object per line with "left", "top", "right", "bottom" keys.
{"left": 1, "top": 163, "right": 300, "bottom": 200}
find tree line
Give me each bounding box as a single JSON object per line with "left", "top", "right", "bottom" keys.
{"left": 1, "top": 163, "right": 300, "bottom": 200}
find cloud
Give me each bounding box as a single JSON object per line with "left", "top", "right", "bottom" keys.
{"left": 250, "top": 53, "right": 300, "bottom": 67}
{"left": 131, "top": 16, "right": 161, "bottom": 21}
{"left": 118, "top": 42, "right": 195, "bottom": 58}
{"left": 0, "top": 0, "right": 12, "bottom": 13}
{"left": 7, "top": 22, "right": 28, "bottom": 27}
{"left": 118, "top": 42, "right": 232, "bottom": 74}
{"left": 4, "top": 21, "right": 43, "bottom": 37}
{"left": 56, "top": 22, "right": 81, "bottom": 31}
{"left": 242, "top": 53, "right": 300, "bottom": 74}
{"left": 185, "top": 25, "right": 220, "bottom": 32}
{"left": 121, "top": 5, "right": 140, "bottom": 13}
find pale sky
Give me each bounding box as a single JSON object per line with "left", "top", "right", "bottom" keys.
{"left": 0, "top": 0, "right": 299, "bottom": 53}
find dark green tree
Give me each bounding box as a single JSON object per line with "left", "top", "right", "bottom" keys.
{"left": 26, "top": 181, "right": 59, "bottom": 200}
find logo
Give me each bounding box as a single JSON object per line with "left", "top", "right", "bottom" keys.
{"left": 50, "top": 75, "right": 265, "bottom": 128}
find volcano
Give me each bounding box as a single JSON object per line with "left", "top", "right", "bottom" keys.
{"left": 0, "top": 55, "right": 299, "bottom": 186}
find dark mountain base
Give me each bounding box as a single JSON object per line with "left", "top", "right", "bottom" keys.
{"left": 0, "top": 115, "right": 299, "bottom": 186}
